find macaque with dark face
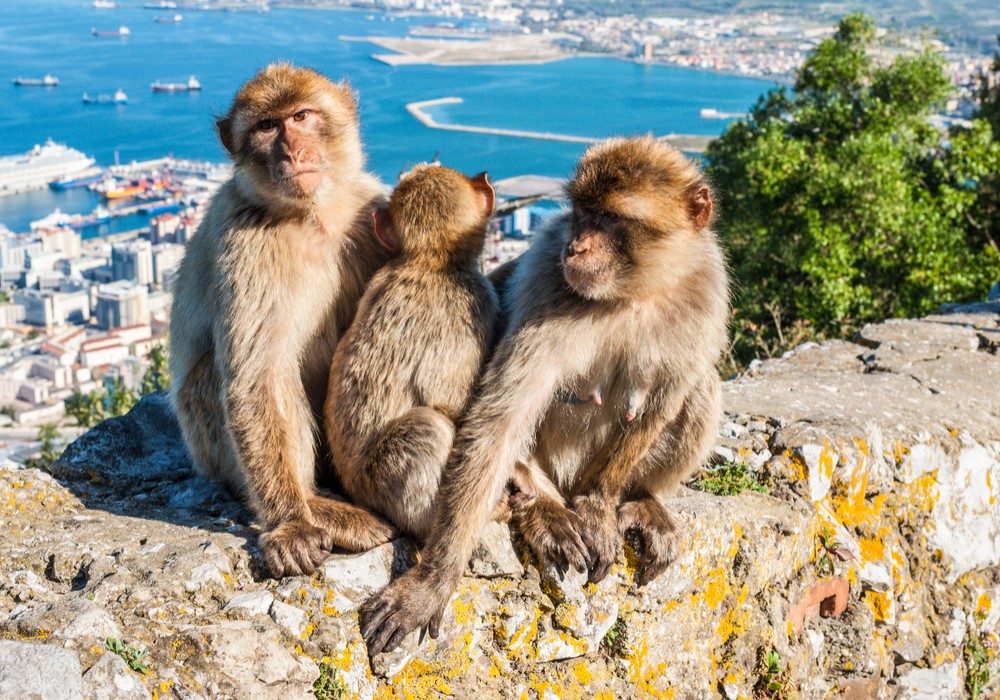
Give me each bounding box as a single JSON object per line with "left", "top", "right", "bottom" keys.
{"left": 360, "top": 135, "right": 730, "bottom": 655}
{"left": 325, "top": 164, "right": 498, "bottom": 541}
{"left": 170, "top": 64, "right": 397, "bottom": 579}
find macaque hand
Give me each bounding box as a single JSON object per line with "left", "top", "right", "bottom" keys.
{"left": 571, "top": 493, "right": 621, "bottom": 583}
{"left": 260, "top": 517, "right": 334, "bottom": 578}
{"left": 360, "top": 565, "right": 448, "bottom": 656}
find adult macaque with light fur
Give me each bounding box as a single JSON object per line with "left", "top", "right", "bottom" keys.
{"left": 326, "top": 165, "right": 498, "bottom": 539}
{"left": 170, "top": 64, "right": 396, "bottom": 578}
{"left": 361, "top": 136, "right": 729, "bottom": 654}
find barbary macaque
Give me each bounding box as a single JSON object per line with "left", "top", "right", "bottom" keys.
{"left": 361, "top": 135, "right": 729, "bottom": 654}
{"left": 325, "top": 164, "right": 498, "bottom": 539}
{"left": 169, "top": 63, "right": 397, "bottom": 578}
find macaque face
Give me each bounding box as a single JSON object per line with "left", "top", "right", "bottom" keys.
{"left": 248, "top": 104, "right": 330, "bottom": 199}
{"left": 561, "top": 206, "right": 631, "bottom": 300}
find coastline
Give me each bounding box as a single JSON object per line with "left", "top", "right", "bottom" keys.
{"left": 339, "top": 33, "right": 792, "bottom": 86}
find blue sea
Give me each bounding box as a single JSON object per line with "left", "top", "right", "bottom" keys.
{"left": 0, "top": 0, "right": 776, "bottom": 234}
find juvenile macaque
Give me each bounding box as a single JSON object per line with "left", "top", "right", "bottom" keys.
{"left": 170, "top": 64, "right": 396, "bottom": 578}
{"left": 325, "top": 164, "right": 498, "bottom": 539}
{"left": 361, "top": 136, "right": 729, "bottom": 654}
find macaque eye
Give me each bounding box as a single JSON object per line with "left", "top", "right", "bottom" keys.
{"left": 258, "top": 119, "right": 277, "bottom": 132}
{"left": 293, "top": 111, "right": 309, "bottom": 122}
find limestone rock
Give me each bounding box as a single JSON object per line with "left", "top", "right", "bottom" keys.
{"left": 268, "top": 600, "right": 307, "bottom": 637}
{"left": 0, "top": 640, "right": 84, "bottom": 700}
{"left": 224, "top": 591, "right": 273, "bottom": 617}
{"left": 81, "top": 651, "right": 152, "bottom": 700}
{"left": 895, "top": 662, "right": 964, "bottom": 700}
{"left": 2, "top": 598, "right": 121, "bottom": 646}
{"left": 468, "top": 520, "right": 522, "bottom": 578}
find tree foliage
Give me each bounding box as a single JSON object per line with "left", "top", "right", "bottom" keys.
{"left": 65, "top": 339, "right": 170, "bottom": 428}
{"left": 706, "top": 14, "right": 1000, "bottom": 370}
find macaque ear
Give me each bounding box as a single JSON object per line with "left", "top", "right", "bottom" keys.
{"left": 469, "top": 172, "right": 495, "bottom": 219}
{"left": 217, "top": 118, "right": 235, "bottom": 155}
{"left": 373, "top": 209, "right": 399, "bottom": 252}
{"left": 689, "top": 186, "right": 713, "bottom": 230}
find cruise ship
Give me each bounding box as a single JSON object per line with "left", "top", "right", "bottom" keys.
{"left": 0, "top": 141, "right": 97, "bottom": 195}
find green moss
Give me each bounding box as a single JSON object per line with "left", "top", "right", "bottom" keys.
{"left": 314, "top": 661, "right": 349, "bottom": 700}
{"left": 693, "top": 463, "right": 769, "bottom": 496}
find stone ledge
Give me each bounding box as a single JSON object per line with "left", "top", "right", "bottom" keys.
{"left": 0, "top": 303, "right": 995, "bottom": 699}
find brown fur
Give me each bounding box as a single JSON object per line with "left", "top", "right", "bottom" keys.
{"left": 169, "top": 64, "right": 396, "bottom": 578}
{"left": 360, "top": 136, "right": 730, "bottom": 654}
{"left": 325, "top": 165, "right": 498, "bottom": 540}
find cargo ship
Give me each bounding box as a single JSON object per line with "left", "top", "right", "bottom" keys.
{"left": 100, "top": 178, "right": 166, "bottom": 199}
{"left": 0, "top": 141, "right": 96, "bottom": 195}
{"left": 151, "top": 76, "right": 201, "bottom": 92}
{"left": 13, "top": 75, "right": 58, "bottom": 86}
{"left": 83, "top": 89, "right": 127, "bottom": 105}
{"left": 92, "top": 26, "right": 130, "bottom": 37}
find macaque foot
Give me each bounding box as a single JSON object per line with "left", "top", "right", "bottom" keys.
{"left": 617, "top": 497, "right": 679, "bottom": 586}
{"left": 513, "top": 497, "right": 589, "bottom": 574}
{"left": 360, "top": 565, "right": 448, "bottom": 656}
{"left": 308, "top": 496, "right": 398, "bottom": 552}
{"left": 572, "top": 494, "right": 622, "bottom": 583}
{"left": 260, "top": 516, "right": 334, "bottom": 578}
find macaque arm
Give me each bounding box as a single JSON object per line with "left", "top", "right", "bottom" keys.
{"left": 213, "top": 299, "right": 335, "bottom": 577}
{"left": 361, "top": 325, "right": 561, "bottom": 654}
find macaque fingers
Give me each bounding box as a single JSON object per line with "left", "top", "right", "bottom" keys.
{"left": 617, "top": 498, "right": 680, "bottom": 586}
{"left": 515, "top": 498, "right": 589, "bottom": 573}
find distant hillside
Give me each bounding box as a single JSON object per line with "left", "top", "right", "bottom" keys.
{"left": 562, "top": 0, "right": 1000, "bottom": 52}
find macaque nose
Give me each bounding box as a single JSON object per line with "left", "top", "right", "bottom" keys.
{"left": 567, "top": 235, "right": 593, "bottom": 257}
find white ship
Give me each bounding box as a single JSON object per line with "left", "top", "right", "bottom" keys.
{"left": 0, "top": 140, "right": 97, "bottom": 196}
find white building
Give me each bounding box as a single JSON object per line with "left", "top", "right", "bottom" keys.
{"left": 151, "top": 243, "right": 185, "bottom": 285}
{"left": 95, "top": 280, "right": 149, "bottom": 330}
{"left": 0, "top": 303, "right": 26, "bottom": 327}
{"left": 13, "top": 288, "right": 91, "bottom": 328}
{"left": 111, "top": 240, "right": 153, "bottom": 285}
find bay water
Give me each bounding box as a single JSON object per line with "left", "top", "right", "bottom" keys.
{"left": 0, "top": 0, "right": 776, "bottom": 234}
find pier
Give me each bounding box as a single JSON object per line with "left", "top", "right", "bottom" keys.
{"left": 405, "top": 98, "right": 714, "bottom": 153}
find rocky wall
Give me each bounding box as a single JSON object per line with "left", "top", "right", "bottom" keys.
{"left": 0, "top": 301, "right": 998, "bottom": 700}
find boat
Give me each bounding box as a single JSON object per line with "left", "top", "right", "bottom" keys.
{"left": 144, "top": 1, "right": 176, "bottom": 8}
{"left": 30, "top": 206, "right": 110, "bottom": 231}
{"left": 699, "top": 108, "right": 748, "bottom": 119}
{"left": 82, "top": 89, "right": 127, "bottom": 105}
{"left": 102, "top": 178, "right": 166, "bottom": 199}
{"left": 151, "top": 76, "right": 201, "bottom": 92}
{"left": 50, "top": 173, "right": 105, "bottom": 190}
{"left": 93, "top": 1, "right": 117, "bottom": 7}
{"left": 13, "top": 75, "right": 58, "bottom": 86}
{"left": 156, "top": 14, "right": 183, "bottom": 23}
{"left": 92, "top": 26, "right": 130, "bottom": 37}
{"left": 139, "top": 199, "right": 179, "bottom": 215}
{"left": 0, "top": 141, "right": 96, "bottom": 194}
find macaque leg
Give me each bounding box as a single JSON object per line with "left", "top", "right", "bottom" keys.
{"left": 511, "top": 459, "right": 589, "bottom": 573}
{"left": 354, "top": 407, "right": 455, "bottom": 541}
{"left": 619, "top": 373, "right": 720, "bottom": 585}
{"left": 175, "top": 351, "right": 244, "bottom": 494}
{"left": 224, "top": 364, "right": 341, "bottom": 577}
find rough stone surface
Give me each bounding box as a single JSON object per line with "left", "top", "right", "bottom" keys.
{"left": 81, "top": 651, "right": 152, "bottom": 700}
{"left": 0, "top": 304, "right": 995, "bottom": 699}
{"left": 0, "top": 639, "right": 84, "bottom": 700}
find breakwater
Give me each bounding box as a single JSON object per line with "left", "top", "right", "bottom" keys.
{"left": 406, "top": 98, "right": 714, "bottom": 153}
